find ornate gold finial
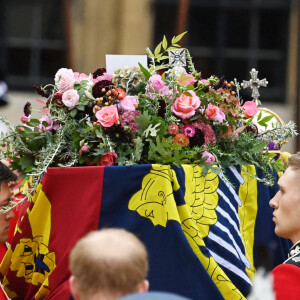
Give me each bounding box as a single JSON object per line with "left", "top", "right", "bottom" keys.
{"left": 241, "top": 68, "right": 268, "bottom": 106}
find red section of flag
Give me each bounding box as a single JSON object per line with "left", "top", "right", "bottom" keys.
{"left": 41, "top": 166, "right": 105, "bottom": 298}
{"left": 0, "top": 166, "right": 105, "bottom": 299}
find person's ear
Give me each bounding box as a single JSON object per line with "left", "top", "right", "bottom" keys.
{"left": 137, "top": 279, "right": 149, "bottom": 293}
{"left": 69, "top": 275, "right": 80, "bottom": 300}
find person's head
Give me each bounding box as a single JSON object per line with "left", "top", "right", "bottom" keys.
{"left": 69, "top": 228, "right": 149, "bottom": 300}
{"left": 269, "top": 151, "right": 300, "bottom": 244}
{"left": 0, "top": 161, "right": 17, "bottom": 244}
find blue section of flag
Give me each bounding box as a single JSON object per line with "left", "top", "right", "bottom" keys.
{"left": 100, "top": 165, "right": 224, "bottom": 300}
{"left": 99, "top": 165, "right": 290, "bottom": 299}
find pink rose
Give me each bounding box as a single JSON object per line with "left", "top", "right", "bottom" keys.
{"left": 206, "top": 104, "right": 219, "bottom": 119}
{"left": 62, "top": 89, "right": 80, "bottom": 108}
{"left": 38, "top": 115, "right": 53, "bottom": 132}
{"left": 146, "top": 74, "right": 169, "bottom": 97}
{"left": 171, "top": 90, "right": 200, "bottom": 119}
{"left": 202, "top": 151, "right": 215, "bottom": 164}
{"left": 206, "top": 104, "right": 226, "bottom": 122}
{"left": 98, "top": 150, "right": 118, "bottom": 166}
{"left": 96, "top": 105, "right": 119, "bottom": 127}
{"left": 242, "top": 101, "right": 258, "bottom": 118}
{"left": 178, "top": 74, "right": 196, "bottom": 86}
{"left": 55, "top": 68, "right": 75, "bottom": 92}
{"left": 118, "top": 96, "right": 138, "bottom": 111}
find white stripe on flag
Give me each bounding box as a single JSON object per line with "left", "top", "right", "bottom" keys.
{"left": 209, "top": 249, "right": 253, "bottom": 286}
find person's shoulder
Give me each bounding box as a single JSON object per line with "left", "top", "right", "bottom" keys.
{"left": 272, "top": 264, "right": 300, "bottom": 299}
{"left": 273, "top": 263, "right": 300, "bottom": 274}
{"left": 284, "top": 250, "right": 300, "bottom": 267}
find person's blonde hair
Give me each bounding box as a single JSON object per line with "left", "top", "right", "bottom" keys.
{"left": 287, "top": 151, "right": 300, "bottom": 170}
{"left": 69, "top": 228, "right": 148, "bottom": 299}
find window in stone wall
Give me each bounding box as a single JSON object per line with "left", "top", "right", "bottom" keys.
{"left": 4, "top": 0, "right": 67, "bottom": 90}
{"left": 153, "top": 0, "right": 291, "bottom": 103}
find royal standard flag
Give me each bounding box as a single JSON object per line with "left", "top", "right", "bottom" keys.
{"left": 0, "top": 165, "right": 290, "bottom": 299}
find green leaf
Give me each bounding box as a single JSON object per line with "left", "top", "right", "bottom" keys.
{"left": 45, "top": 131, "right": 53, "bottom": 144}
{"left": 166, "top": 46, "right": 180, "bottom": 51}
{"left": 171, "top": 31, "right": 187, "bottom": 44}
{"left": 153, "top": 65, "right": 168, "bottom": 71}
{"left": 27, "top": 136, "right": 46, "bottom": 151}
{"left": 246, "top": 117, "right": 254, "bottom": 126}
{"left": 258, "top": 115, "right": 274, "bottom": 125}
{"left": 162, "top": 35, "right": 168, "bottom": 50}
{"left": 27, "top": 119, "right": 40, "bottom": 126}
{"left": 78, "top": 156, "right": 87, "bottom": 164}
{"left": 257, "top": 111, "right": 262, "bottom": 121}
{"left": 77, "top": 105, "right": 85, "bottom": 111}
{"left": 138, "top": 63, "right": 151, "bottom": 80}
{"left": 70, "top": 109, "right": 78, "bottom": 118}
{"left": 42, "top": 121, "right": 50, "bottom": 127}
{"left": 77, "top": 88, "right": 85, "bottom": 98}
{"left": 24, "top": 165, "right": 34, "bottom": 173}
{"left": 154, "top": 42, "right": 162, "bottom": 57}
{"left": 74, "top": 83, "right": 81, "bottom": 89}
{"left": 135, "top": 111, "right": 152, "bottom": 132}
{"left": 21, "top": 132, "right": 37, "bottom": 138}
{"left": 20, "top": 155, "right": 34, "bottom": 169}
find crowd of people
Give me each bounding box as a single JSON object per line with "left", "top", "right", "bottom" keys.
{"left": 0, "top": 151, "right": 299, "bottom": 299}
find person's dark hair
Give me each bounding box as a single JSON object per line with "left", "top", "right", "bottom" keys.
{"left": 0, "top": 162, "right": 17, "bottom": 187}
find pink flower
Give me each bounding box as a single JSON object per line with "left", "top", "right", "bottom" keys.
{"left": 206, "top": 104, "right": 219, "bottom": 119}
{"left": 52, "top": 121, "right": 60, "bottom": 131}
{"left": 81, "top": 145, "right": 89, "bottom": 153}
{"left": 194, "top": 122, "right": 217, "bottom": 145}
{"left": 200, "top": 79, "right": 209, "bottom": 84}
{"left": 171, "top": 90, "right": 200, "bottom": 119}
{"left": 38, "top": 115, "right": 53, "bottom": 132}
{"left": 118, "top": 96, "right": 138, "bottom": 111}
{"left": 98, "top": 150, "right": 118, "bottom": 166}
{"left": 54, "top": 68, "right": 75, "bottom": 92}
{"left": 74, "top": 72, "right": 89, "bottom": 83}
{"left": 121, "top": 111, "right": 140, "bottom": 134}
{"left": 202, "top": 151, "right": 216, "bottom": 164}
{"left": 167, "top": 124, "right": 179, "bottom": 136}
{"left": 183, "top": 124, "right": 196, "bottom": 137}
{"left": 146, "top": 74, "right": 169, "bottom": 97}
{"left": 205, "top": 104, "right": 226, "bottom": 122}
{"left": 242, "top": 101, "right": 258, "bottom": 118}
{"left": 178, "top": 74, "right": 197, "bottom": 86}
{"left": 96, "top": 105, "right": 119, "bottom": 127}
{"left": 94, "top": 73, "right": 113, "bottom": 83}
{"left": 213, "top": 110, "right": 226, "bottom": 122}
{"left": 20, "top": 116, "right": 29, "bottom": 123}
{"left": 62, "top": 89, "right": 80, "bottom": 108}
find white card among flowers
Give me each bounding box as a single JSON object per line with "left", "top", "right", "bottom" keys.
{"left": 105, "top": 54, "right": 148, "bottom": 74}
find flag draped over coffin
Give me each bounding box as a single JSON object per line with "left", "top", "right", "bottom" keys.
{"left": 0, "top": 165, "right": 290, "bottom": 299}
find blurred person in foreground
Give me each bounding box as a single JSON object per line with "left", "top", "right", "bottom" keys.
{"left": 69, "top": 228, "right": 149, "bottom": 300}
{"left": 269, "top": 151, "right": 300, "bottom": 299}
{"left": 0, "top": 161, "right": 18, "bottom": 299}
